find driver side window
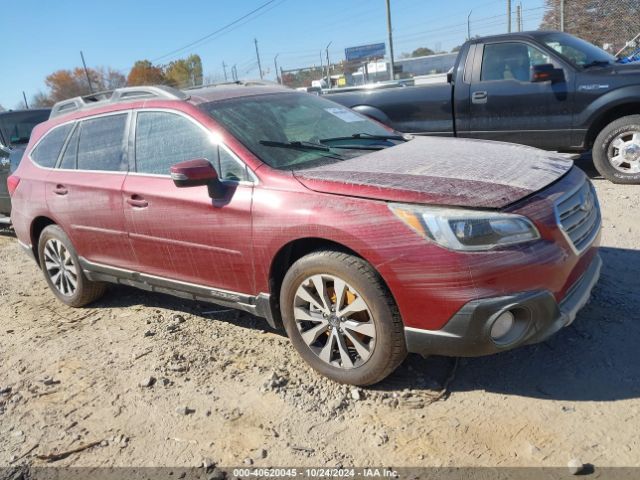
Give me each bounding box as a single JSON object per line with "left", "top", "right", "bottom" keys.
{"left": 481, "top": 42, "right": 551, "bottom": 82}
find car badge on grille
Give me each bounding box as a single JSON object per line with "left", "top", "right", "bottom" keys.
{"left": 580, "top": 189, "right": 593, "bottom": 212}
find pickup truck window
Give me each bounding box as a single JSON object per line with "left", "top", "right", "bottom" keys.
{"left": 481, "top": 42, "right": 551, "bottom": 82}
{"left": 539, "top": 32, "right": 615, "bottom": 68}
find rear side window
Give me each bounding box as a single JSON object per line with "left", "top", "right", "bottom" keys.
{"left": 30, "top": 124, "right": 73, "bottom": 168}
{"left": 135, "top": 111, "right": 217, "bottom": 175}
{"left": 77, "top": 114, "right": 128, "bottom": 171}
{"left": 59, "top": 124, "right": 79, "bottom": 170}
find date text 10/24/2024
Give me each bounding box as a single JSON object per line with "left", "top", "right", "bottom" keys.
{"left": 231, "top": 468, "right": 399, "bottom": 478}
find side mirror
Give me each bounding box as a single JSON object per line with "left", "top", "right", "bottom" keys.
{"left": 170, "top": 159, "right": 226, "bottom": 199}
{"left": 531, "top": 63, "right": 565, "bottom": 83}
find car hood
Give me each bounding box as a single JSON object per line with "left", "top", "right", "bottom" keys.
{"left": 294, "top": 137, "right": 573, "bottom": 209}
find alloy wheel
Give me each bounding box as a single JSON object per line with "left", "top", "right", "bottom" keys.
{"left": 608, "top": 131, "right": 640, "bottom": 174}
{"left": 293, "top": 274, "right": 376, "bottom": 369}
{"left": 43, "top": 239, "right": 78, "bottom": 297}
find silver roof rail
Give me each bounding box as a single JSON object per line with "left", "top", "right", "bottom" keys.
{"left": 49, "top": 85, "right": 190, "bottom": 119}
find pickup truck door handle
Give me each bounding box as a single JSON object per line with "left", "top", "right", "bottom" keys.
{"left": 472, "top": 91, "right": 488, "bottom": 104}
{"left": 53, "top": 185, "right": 68, "bottom": 196}
{"left": 126, "top": 194, "right": 149, "bottom": 208}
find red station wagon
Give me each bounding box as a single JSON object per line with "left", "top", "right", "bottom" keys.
{"left": 8, "top": 84, "right": 602, "bottom": 385}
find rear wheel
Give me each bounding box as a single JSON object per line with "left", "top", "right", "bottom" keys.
{"left": 593, "top": 115, "right": 640, "bottom": 184}
{"left": 280, "top": 250, "right": 406, "bottom": 385}
{"left": 38, "top": 225, "right": 106, "bottom": 307}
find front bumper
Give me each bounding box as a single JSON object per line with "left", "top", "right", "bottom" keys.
{"left": 405, "top": 253, "right": 602, "bottom": 357}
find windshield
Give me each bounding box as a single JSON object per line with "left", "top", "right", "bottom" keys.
{"left": 539, "top": 33, "right": 616, "bottom": 68}
{"left": 0, "top": 110, "right": 50, "bottom": 147}
{"left": 204, "top": 92, "right": 401, "bottom": 170}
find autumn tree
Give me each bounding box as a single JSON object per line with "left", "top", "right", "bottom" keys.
{"left": 540, "top": 0, "right": 640, "bottom": 52}
{"left": 165, "top": 54, "right": 203, "bottom": 88}
{"left": 127, "top": 60, "right": 166, "bottom": 86}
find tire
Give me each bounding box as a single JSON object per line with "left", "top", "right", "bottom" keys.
{"left": 280, "top": 250, "right": 407, "bottom": 386}
{"left": 38, "top": 225, "right": 106, "bottom": 307}
{"left": 592, "top": 115, "right": 640, "bottom": 184}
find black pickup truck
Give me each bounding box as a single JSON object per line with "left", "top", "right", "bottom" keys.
{"left": 328, "top": 31, "right": 640, "bottom": 184}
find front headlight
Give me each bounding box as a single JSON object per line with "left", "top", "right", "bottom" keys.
{"left": 389, "top": 203, "right": 540, "bottom": 251}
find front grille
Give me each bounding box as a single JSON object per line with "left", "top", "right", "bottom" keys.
{"left": 555, "top": 180, "right": 601, "bottom": 253}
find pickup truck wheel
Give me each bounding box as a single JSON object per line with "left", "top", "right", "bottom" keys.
{"left": 280, "top": 250, "right": 407, "bottom": 386}
{"left": 38, "top": 225, "right": 106, "bottom": 307}
{"left": 593, "top": 115, "right": 640, "bottom": 184}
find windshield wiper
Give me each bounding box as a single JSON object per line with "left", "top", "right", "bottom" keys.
{"left": 259, "top": 139, "right": 384, "bottom": 153}
{"left": 260, "top": 140, "right": 331, "bottom": 151}
{"left": 319, "top": 132, "right": 408, "bottom": 143}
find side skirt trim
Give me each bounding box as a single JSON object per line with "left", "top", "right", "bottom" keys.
{"left": 78, "top": 257, "right": 277, "bottom": 329}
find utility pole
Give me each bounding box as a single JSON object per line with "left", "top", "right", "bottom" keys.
{"left": 325, "top": 41, "right": 332, "bottom": 89}
{"left": 273, "top": 54, "right": 280, "bottom": 84}
{"left": 467, "top": 10, "right": 472, "bottom": 39}
{"left": 507, "top": 0, "right": 512, "bottom": 33}
{"left": 222, "top": 61, "right": 228, "bottom": 81}
{"left": 254, "top": 38, "right": 264, "bottom": 80}
{"left": 516, "top": 3, "right": 522, "bottom": 32}
{"left": 80, "top": 51, "right": 94, "bottom": 93}
{"left": 22, "top": 91, "right": 29, "bottom": 109}
{"left": 385, "top": 0, "right": 396, "bottom": 81}
{"left": 319, "top": 51, "right": 324, "bottom": 84}
{"left": 232, "top": 65, "right": 238, "bottom": 81}
{"left": 560, "top": 0, "right": 565, "bottom": 31}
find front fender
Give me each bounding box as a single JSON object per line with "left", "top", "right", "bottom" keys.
{"left": 577, "top": 85, "right": 640, "bottom": 133}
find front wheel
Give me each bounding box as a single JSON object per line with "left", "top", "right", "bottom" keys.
{"left": 593, "top": 115, "right": 640, "bottom": 184}
{"left": 38, "top": 225, "right": 106, "bottom": 307}
{"left": 280, "top": 250, "right": 407, "bottom": 386}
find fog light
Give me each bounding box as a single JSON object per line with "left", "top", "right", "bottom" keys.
{"left": 490, "top": 310, "right": 515, "bottom": 341}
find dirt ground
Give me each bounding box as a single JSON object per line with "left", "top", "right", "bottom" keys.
{"left": 1, "top": 159, "right": 639, "bottom": 473}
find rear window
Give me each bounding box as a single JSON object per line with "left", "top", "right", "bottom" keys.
{"left": 30, "top": 123, "right": 74, "bottom": 168}
{"left": 0, "top": 110, "right": 50, "bottom": 147}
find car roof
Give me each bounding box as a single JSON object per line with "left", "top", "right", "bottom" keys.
{"left": 0, "top": 108, "right": 51, "bottom": 117}
{"left": 469, "top": 30, "right": 564, "bottom": 44}
{"left": 48, "top": 82, "right": 292, "bottom": 120}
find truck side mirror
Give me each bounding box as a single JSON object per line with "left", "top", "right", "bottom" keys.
{"left": 531, "top": 64, "right": 565, "bottom": 83}
{"left": 446, "top": 67, "right": 454, "bottom": 84}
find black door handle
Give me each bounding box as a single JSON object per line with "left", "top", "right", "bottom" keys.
{"left": 127, "top": 194, "right": 148, "bottom": 208}
{"left": 53, "top": 184, "right": 68, "bottom": 195}
{"left": 472, "top": 91, "right": 488, "bottom": 104}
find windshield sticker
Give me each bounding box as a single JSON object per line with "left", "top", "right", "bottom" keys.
{"left": 324, "top": 107, "right": 365, "bottom": 123}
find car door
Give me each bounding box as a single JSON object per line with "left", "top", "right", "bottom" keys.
{"left": 463, "top": 41, "right": 575, "bottom": 149}
{"left": 122, "top": 109, "right": 255, "bottom": 294}
{"left": 45, "top": 112, "right": 137, "bottom": 269}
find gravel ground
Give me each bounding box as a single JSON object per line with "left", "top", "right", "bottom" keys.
{"left": 0, "top": 159, "right": 639, "bottom": 473}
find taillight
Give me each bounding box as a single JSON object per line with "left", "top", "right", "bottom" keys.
{"left": 7, "top": 176, "right": 20, "bottom": 196}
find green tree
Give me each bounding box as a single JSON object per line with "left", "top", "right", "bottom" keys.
{"left": 165, "top": 54, "right": 203, "bottom": 88}
{"left": 411, "top": 47, "right": 436, "bottom": 57}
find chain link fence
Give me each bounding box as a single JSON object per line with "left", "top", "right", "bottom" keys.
{"left": 540, "top": 0, "right": 640, "bottom": 55}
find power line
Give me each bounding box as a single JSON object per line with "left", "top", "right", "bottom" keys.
{"left": 151, "top": 0, "right": 280, "bottom": 62}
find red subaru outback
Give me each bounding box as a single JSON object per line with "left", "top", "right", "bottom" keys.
{"left": 8, "top": 84, "right": 601, "bottom": 385}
